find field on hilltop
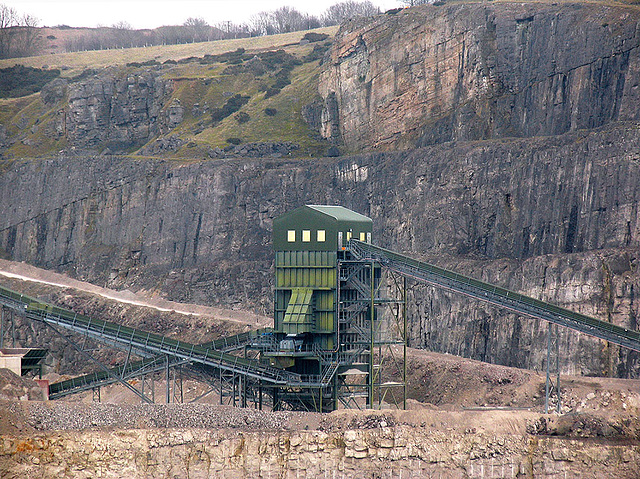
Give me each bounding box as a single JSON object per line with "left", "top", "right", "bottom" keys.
{"left": 0, "top": 27, "right": 338, "bottom": 73}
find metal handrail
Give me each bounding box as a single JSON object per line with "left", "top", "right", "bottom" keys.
{"left": 350, "top": 240, "right": 640, "bottom": 352}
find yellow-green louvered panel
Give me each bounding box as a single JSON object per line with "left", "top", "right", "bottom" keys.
{"left": 282, "top": 288, "right": 314, "bottom": 334}
{"left": 275, "top": 251, "right": 336, "bottom": 289}
{"left": 314, "top": 291, "right": 334, "bottom": 332}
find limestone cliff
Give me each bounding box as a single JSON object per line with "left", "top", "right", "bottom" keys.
{"left": 1, "top": 123, "right": 639, "bottom": 377}
{"left": 319, "top": 2, "right": 640, "bottom": 150}
{"left": 63, "top": 72, "right": 172, "bottom": 151}
{"left": 1, "top": 2, "right": 640, "bottom": 379}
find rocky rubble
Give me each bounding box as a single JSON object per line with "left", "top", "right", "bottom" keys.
{"left": 0, "top": 370, "right": 44, "bottom": 401}
{"left": 9, "top": 401, "right": 311, "bottom": 431}
{"left": 207, "top": 141, "right": 300, "bottom": 159}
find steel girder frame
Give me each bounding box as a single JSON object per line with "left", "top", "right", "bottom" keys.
{"left": 350, "top": 241, "right": 640, "bottom": 353}
{"left": 49, "top": 330, "right": 270, "bottom": 400}
{"left": 336, "top": 258, "right": 407, "bottom": 411}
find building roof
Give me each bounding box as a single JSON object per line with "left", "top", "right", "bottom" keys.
{"left": 306, "top": 205, "right": 371, "bottom": 223}
{"left": 0, "top": 348, "right": 47, "bottom": 375}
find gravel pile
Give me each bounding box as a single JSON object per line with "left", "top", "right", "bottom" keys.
{"left": 22, "top": 402, "right": 306, "bottom": 431}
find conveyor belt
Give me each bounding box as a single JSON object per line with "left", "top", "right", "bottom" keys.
{"left": 350, "top": 241, "right": 640, "bottom": 352}
{"left": 0, "top": 285, "right": 317, "bottom": 387}
{"left": 48, "top": 328, "right": 273, "bottom": 399}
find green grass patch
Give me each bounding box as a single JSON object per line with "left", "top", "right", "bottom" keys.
{"left": 192, "top": 60, "right": 328, "bottom": 157}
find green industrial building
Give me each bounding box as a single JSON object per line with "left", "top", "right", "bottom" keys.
{"left": 269, "top": 205, "right": 404, "bottom": 411}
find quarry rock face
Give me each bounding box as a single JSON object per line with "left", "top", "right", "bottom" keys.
{"left": 319, "top": 3, "right": 640, "bottom": 150}
{"left": 63, "top": 72, "right": 170, "bottom": 151}
{"left": 0, "top": 2, "right": 639, "bottom": 379}
{"left": 2, "top": 424, "right": 639, "bottom": 478}
{"left": 1, "top": 124, "right": 639, "bottom": 377}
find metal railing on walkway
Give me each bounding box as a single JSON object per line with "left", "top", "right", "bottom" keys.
{"left": 350, "top": 241, "right": 640, "bottom": 352}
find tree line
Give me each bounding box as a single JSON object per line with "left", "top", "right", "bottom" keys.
{"left": 0, "top": 3, "right": 40, "bottom": 58}
{"left": 0, "top": 1, "right": 386, "bottom": 58}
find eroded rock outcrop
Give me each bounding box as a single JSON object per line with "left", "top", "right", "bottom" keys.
{"left": 63, "top": 71, "right": 171, "bottom": 151}
{"left": 319, "top": 3, "right": 640, "bottom": 150}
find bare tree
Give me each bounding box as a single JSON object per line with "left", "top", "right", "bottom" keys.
{"left": 0, "top": 4, "right": 17, "bottom": 58}
{"left": 184, "top": 17, "right": 211, "bottom": 42}
{"left": 249, "top": 7, "right": 320, "bottom": 36}
{"left": 0, "top": 4, "right": 41, "bottom": 58}
{"left": 249, "top": 11, "right": 277, "bottom": 36}
{"left": 271, "top": 6, "right": 309, "bottom": 33}
{"left": 111, "top": 21, "right": 135, "bottom": 48}
{"left": 322, "top": 1, "right": 380, "bottom": 26}
{"left": 12, "top": 13, "right": 41, "bottom": 57}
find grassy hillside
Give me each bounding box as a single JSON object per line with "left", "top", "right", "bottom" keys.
{"left": 0, "top": 27, "right": 338, "bottom": 160}
{"left": 0, "top": 28, "right": 337, "bottom": 74}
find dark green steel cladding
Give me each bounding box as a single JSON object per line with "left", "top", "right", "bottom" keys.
{"left": 273, "top": 206, "right": 373, "bottom": 349}
{"left": 273, "top": 205, "right": 372, "bottom": 252}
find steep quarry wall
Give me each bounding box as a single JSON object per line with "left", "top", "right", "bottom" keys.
{"left": 319, "top": 3, "right": 640, "bottom": 150}
{"left": 1, "top": 124, "right": 639, "bottom": 376}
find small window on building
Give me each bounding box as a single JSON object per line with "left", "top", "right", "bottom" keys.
{"left": 346, "top": 231, "right": 352, "bottom": 241}
{"left": 302, "top": 230, "right": 311, "bottom": 242}
{"left": 367, "top": 232, "right": 372, "bottom": 243}
{"left": 287, "top": 230, "right": 296, "bottom": 242}
{"left": 359, "top": 232, "right": 366, "bottom": 241}
{"left": 317, "top": 230, "right": 326, "bottom": 242}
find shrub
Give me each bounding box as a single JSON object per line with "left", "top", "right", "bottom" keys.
{"left": 302, "top": 32, "right": 329, "bottom": 43}
{"left": 70, "top": 68, "right": 97, "bottom": 82}
{"left": 234, "top": 111, "right": 250, "bottom": 124}
{"left": 210, "top": 94, "right": 251, "bottom": 123}
{"left": 264, "top": 87, "right": 281, "bottom": 99}
{"left": 303, "top": 43, "right": 330, "bottom": 63}
{"left": 226, "top": 137, "right": 242, "bottom": 145}
{"left": 264, "top": 108, "right": 277, "bottom": 116}
{"left": 0, "top": 65, "right": 61, "bottom": 98}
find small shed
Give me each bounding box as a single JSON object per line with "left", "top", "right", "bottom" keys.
{"left": 0, "top": 348, "right": 48, "bottom": 377}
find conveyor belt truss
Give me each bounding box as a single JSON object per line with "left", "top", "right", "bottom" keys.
{"left": 0, "top": 286, "right": 329, "bottom": 388}
{"left": 48, "top": 328, "right": 273, "bottom": 399}
{"left": 350, "top": 241, "right": 640, "bottom": 352}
